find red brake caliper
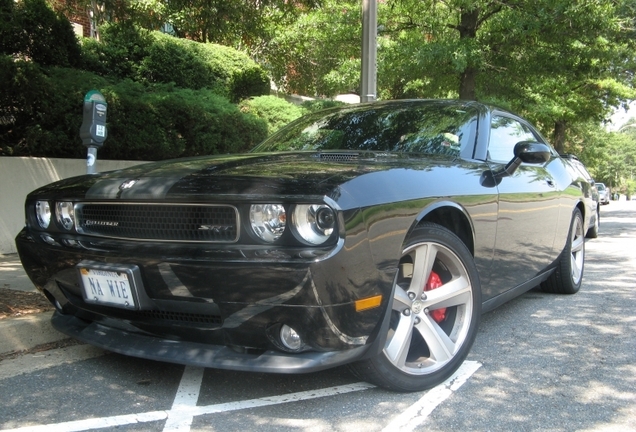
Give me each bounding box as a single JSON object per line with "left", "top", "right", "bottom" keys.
{"left": 425, "top": 271, "right": 447, "bottom": 323}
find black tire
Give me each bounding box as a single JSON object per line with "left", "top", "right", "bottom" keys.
{"left": 541, "top": 208, "right": 584, "bottom": 294}
{"left": 585, "top": 206, "right": 599, "bottom": 239}
{"left": 349, "top": 223, "right": 481, "bottom": 392}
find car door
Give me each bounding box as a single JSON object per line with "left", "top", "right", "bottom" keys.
{"left": 486, "top": 113, "right": 562, "bottom": 296}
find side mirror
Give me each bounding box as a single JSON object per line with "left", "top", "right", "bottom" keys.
{"left": 514, "top": 141, "right": 551, "bottom": 164}
{"left": 502, "top": 141, "right": 551, "bottom": 176}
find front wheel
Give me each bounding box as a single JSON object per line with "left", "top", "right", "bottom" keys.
{"left": 349, "top": 223, "right": 481, "bottom": 392}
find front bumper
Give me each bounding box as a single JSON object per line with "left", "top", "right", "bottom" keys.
{"left": 16, "top": 227, "right": 393, "bottom": 371}
{"left": 51, "top": 312, "right": 372, "bottom": 373}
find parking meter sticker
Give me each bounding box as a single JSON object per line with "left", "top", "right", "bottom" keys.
{"left": 96, "top": 125, "right": 106, "bottom": 137}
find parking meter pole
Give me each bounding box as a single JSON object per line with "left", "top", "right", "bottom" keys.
{"left": 87, "top": 147, "right": 98, "bottom": 174}
{"left": 360, "top": 0, "right": 377, "bottom": 103}
{"left": 79, "top": 90, "right": 107, "bottom": 174}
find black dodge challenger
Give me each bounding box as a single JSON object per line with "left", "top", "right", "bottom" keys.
{"left": 15, "top": 100, "right": 597, "bottom": 392}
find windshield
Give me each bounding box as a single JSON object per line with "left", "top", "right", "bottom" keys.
{"left": 596, "top": 184, "right": 606, "bottom": 191}
{"left": 252, "top": 103, "right": 478, "bottom": 156}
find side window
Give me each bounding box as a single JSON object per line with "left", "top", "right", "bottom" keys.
{"left": 488, "top": 116, "right": 538, "bottom": 162}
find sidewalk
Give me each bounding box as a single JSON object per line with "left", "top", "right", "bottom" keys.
{"left": 0, "top": 254, "right": 67, "bottom": 355}
{"left": 0, "top": 253, "right": 38, "bottom": 292}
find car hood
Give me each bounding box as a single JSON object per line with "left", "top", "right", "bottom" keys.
{"left": 88, "top": 153, "right": 359, "bottom": 200}
{"left": 31, "top": 152, "right": 454, "bottom": 203}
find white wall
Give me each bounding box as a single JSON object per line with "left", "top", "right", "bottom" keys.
{"left": 0, "top": 157, "right": 146, "bottom": 254}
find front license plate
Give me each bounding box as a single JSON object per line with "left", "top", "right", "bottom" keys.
{"left": 78, "top": 263, "right": 139, "bottom": 309}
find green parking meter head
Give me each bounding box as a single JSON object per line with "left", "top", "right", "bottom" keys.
{"left": 84, "top": 90, "right": 106, "bottom": 103}
{"left": 79, "top": 90, "right": 108, "bottom": 148}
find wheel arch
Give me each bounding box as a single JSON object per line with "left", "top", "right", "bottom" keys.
{"left": 575, "top": 200, "right": 589, "bottom": 231}
{"left": 576, "top": 200, "right": 586, "bottom": 217}
{"left": 407, "top": 201, "right": 475, "bottom": 256}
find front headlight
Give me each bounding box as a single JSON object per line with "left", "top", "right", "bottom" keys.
{"left": 35, "top": 201, "right": 51, "bottom": 229}
{"left": 56, "top": 201, "right": 75, "bottom": 231}
{"left": 292, "top": 204, "right": 336, "bottom": 245}
{"left": 250, "top": 204, "right": 287, "bottom": 243}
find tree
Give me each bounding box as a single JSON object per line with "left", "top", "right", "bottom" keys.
{"left": 264, "top": 0, "right": 361, "bottom": 96}
{"left": 567, "top": 121, "right": 636, "bottom": 194}
{"left": 482, "top": 0, "right": 636, "bottom": 152}
{"left": 47, "top": 0, "right": 636, "bottom": 158}
{"left": 371, "top": 0, "right": 636, "bottom": 151}
{"left": 2, "top": 0, "right": 81, "bottom": 66}
{"left": 61, "top": 0, "right": 321, "bottom": 48}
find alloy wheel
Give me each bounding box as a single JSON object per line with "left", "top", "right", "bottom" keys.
{"left": 384, "top": 241, "right": 474, "bottom": 375}
{"left": 570, "top": 213, "right": 585, "bottom": 285}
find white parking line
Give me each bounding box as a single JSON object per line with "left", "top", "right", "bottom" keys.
{"left": 382, "top": 361, "right": 482, "bottom": 431}
{"left": 4, "top": 382, "right": 374, "bottom": 432}
{"left": 162, "top": 366, "right": 204, "bottom": 432}
{"left": 4, "top": 361, "right": 482, "bottom": 432}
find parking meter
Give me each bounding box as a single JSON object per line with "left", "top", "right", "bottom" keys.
{"left": 79, "top": 90, "right": 107, "bottom": 174}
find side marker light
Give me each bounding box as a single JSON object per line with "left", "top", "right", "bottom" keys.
{"left": 355, "top": 295, "right": 383, "bottom": 312}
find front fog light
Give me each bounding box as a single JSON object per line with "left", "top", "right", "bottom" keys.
{"left": 56, "top": 201, "right": 75, "bottom": 231}
{"left": 280, "top": 325, "right": 304, "bottom": 351}
{"left": 293, "top": 204, "right": 336, "bottom": 245}
{"left": 250, "top": 204, "right": 286, "bottom": 242}
{"left": 35, "top": 201, "right": 51, "bottom": 229}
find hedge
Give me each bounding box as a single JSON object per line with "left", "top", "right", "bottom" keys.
{"left": 239, "top": 96, "right": 306, "bottom": 134}
{"left": 81, "top": 24, "right": 270, "bottom": 102}
{"left": 0, "top": 60, "right": 268, "bottom": 160}
{"left": 0, "top": 9, "right": 332, "bottom": 160}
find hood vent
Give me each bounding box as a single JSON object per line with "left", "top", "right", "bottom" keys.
{"left": 315, "top": 153, "right": 359, "bottom": 162}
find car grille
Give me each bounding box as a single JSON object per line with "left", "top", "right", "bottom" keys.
{"left": 75, "top": 203, "right": 239, "bottom": 242}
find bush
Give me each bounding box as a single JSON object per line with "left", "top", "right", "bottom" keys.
{"left": 80, "top": 23, "right": 153, "bottom": 79}
{"left": 18, "top": 66, "right": 112, "bottom": 158}
{"left": 301, "top": 99, "right": 347, "bottom": 113}
{"left": 101, "top": 82, "right": 268, "bottom": 160}
{"left": 229, "top": 65, "right": 271, "bottom": 103}
{"left": 0, "top": 56, "right": 51, "bottom": 155}
{"left": 81, "top": 25, "right": 270, "bottom": 102}
{"left": 1, "top": 0, "right": 81, "bottom": 67}
{"left": 239, "top": 96, "right": 306, "bottom": 134}
{"left": 0, "top": 0, "right": 16, "bottom": 55}
{"left": 626, "top": 179, "right": 636, "bottom": 200}
{"left": 0, "top": 64, "right": 268, "bottom": 159}
{"left": 195, "top": 43, "right": 270, "bottom": 101}
{"left": 136, "top": 33, "right": 214, "bottom": 91}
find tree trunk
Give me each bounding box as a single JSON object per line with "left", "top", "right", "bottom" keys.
{"left": 457, "top": 7, "right": 479, "bottom": 100}
{"left": 459, "top": 68, "right": 477, "bottom": 100}
{"left": 552, "top": 120, "right": 567, "bottom": 154}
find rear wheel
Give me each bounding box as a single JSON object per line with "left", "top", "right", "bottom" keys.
{"left": 541, "top": 208, "right": 584, "bottom": 294}
{"left": 586, "top": 206, "right": 599, "bottom": 239}
{"left": 349, "top": 223, "right": 481, "bottom": 392}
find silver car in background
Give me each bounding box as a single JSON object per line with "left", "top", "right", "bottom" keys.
{"left": 596, "top": 182, "right": 610, "bottom": 205}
